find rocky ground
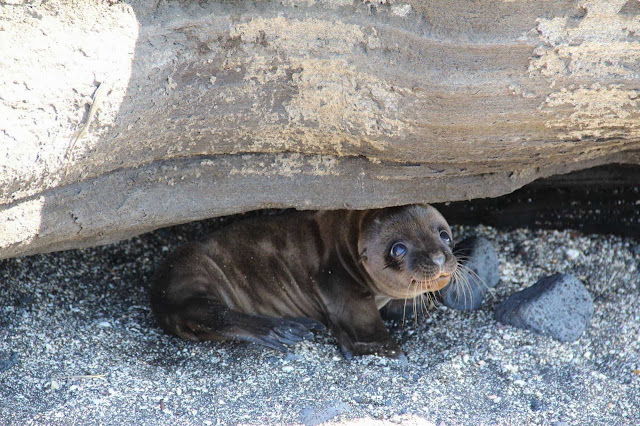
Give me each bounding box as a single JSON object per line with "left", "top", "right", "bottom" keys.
{"left": 1, "top": 212, "right": 639, "bottom": 425}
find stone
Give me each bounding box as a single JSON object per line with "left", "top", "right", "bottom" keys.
{"left": 2, "top": 1, "right": 640, "bottom": 259}
{"left": 0, "top": 352, "right": 19, "bottom": 373}
{"left": 440, "top": 237, "right": 499, "bottom": 311}
{"left": 494, "top": 273, "right": 594, "bottom": 342}
{"left": 565, "top": 249, "right": 581, "bottom": 261}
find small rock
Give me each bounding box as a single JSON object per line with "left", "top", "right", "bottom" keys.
{"left": 565, "top": 248, "right": 580, "bottom": 260}
{"left": 265, "top": 356, "right": 280, "bottom": 365}
{"left": 494, "top": 273, "right": 593, "bottom": 342}
{"left": 97, "top": 321, "right": 111, "bottom": 328}
{"left": 441, "top": 236, "right": 499, "bottom": 311}
{"left": 0, "top": 352, "right": 19, "bottom": 373}
{"left": 487, "top": 394, "right": 501, "bottom": 403}
{"left": 530, "top": 397, "right": 546, "bottom": 411}
{"left": 379, "top": 298, "right": 421, "bottom": 321}
{"left": 284, "top": 353, "right": 300, "bottom": 362}
{"left": 299, "top": 401, "right": 349, "bottom": 426}
{"left": 282, "top": 365, "right": 294, "bottom": 373}
{"left": 397, "top": 353, "right": 409, "bottom": 366}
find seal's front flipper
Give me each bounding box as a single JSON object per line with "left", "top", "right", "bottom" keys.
{"left": 332, "top": 319, "right": 405, "bottom": 360}
{"left": 157, "top": 297, "right": 320, "bottom": 352}
{"left": 319, "top": 268, "right": 405, "bottom": 360}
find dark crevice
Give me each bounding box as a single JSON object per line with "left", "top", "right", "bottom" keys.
{"left": 434, "top": 164, "right": 640, "bottom": 237}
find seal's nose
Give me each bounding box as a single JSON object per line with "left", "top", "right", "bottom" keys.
{"left": 431, "top": 252, "right": 446, "bottom": 267}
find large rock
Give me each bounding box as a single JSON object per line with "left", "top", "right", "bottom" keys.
{"left": 2, "top": 0, "right": 640, "bottom": 259}
{"left": 494, "top": 273, "right": 594, "bottom": 342}
{"left": 440, "top": 237, "right": 499, "bottom": 311}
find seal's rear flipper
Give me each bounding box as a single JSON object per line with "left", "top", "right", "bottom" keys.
{"left": 156, "top": 297, "right": 321, "bottom": 352}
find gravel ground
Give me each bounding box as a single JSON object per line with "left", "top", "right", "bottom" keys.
{"left": 1, "top": 213, "right": 639, "bottom": 425}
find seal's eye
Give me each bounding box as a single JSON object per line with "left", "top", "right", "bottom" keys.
{"left": 390, "top": 242, "right": 407, "bottom": 258}
{"left": 439, "top": 230, "right": 452, "bottom": 246}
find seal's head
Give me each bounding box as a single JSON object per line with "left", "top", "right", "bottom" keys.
{"left": 358, "top": 204, "right": 457, "bottom": 299}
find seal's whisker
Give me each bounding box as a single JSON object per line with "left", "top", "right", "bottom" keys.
{"left": 458, "top": 262, "right": 489, "bottom": 290}
{"left": 451, "top": 267, "right": 472, "bottom": 307}
{"left": 458, "top": 261, "right": 495, "bottom": 303}
{"left": 402, "top": 292, "right": 409, "bottom": 328}
{"left": 403, "top": 279, "right": 417, "bottom": 327}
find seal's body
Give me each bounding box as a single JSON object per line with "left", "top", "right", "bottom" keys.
{"left": 151, "top": 204, "right": 457, "bottom": 359}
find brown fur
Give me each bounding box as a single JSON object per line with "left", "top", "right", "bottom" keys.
{"left": 150, "top": 204, "right": 457, "bottom": 359}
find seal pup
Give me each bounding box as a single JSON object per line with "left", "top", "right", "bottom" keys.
{"left": 150, "top": 204, "right": 457, "bottom": 359}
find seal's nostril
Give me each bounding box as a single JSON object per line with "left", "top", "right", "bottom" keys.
{"left": 431, "top": 252, "right": 446, "bottom": 267}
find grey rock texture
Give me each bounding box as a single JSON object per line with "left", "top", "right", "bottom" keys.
{"left": 441, "top": 236, "right": 499, "bottom": 311}
{"left": 494, "top": 273, "right": 594, "bottom": 342}
{"left": 2, "top": 0, "right": 640, "bottom": 259}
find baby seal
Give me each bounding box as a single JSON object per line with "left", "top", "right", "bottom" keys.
{"left": 150, "top": 204, "right": 457, "bottom": 359}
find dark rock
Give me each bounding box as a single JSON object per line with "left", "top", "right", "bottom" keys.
{"left": 529, "top": 397, "right": 546, "bottom": 412}
{"left": 299, "top": 401, "right": 349, "bottom": 426}
{"left": 380, "top": 297, "right": 422, "bottom": 321}
{"left": 494, "top": 273, "right": 593, "bottom": 342}
{"left": 440, "top": 236, "right": 499, "bottom": 311}
{"left": 15, "top": 293, "right": 34, "bottom": 308}
{"left": 265, "top": 356, "right": 280, "bottom": 365}
{"left": 630, "top": 244, "right": 640, "bottom": 257}
{"left": 0, "top": 352, "right": 19, "bottom": 373}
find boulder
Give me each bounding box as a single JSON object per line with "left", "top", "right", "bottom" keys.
{"left": 2, "top": 0, "right": 640, "bottom": 258}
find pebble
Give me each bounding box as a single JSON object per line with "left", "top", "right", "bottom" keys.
{"left": 565, "top": 249, "right": 580, "bottom": 260}
{"left": 0, "top": 352, "right": 19, "bottom": 373}
{"left": 487, "top": 394, "right": 501, "bottom": 403}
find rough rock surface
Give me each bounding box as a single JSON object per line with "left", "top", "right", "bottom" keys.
{"left": 441, "top": 236, "right": 499, "bottom": 311}
{"left": 2, "top": 0, "right": 640, "bottom": 259}
{"left": 494, "top": 273, "right": 594, "bottom": 342}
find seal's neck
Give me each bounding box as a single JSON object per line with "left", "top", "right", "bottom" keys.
{"left": 332, "top": 210, "right": 382, "bottom": 294}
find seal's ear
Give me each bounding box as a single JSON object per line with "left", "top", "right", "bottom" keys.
{"left": 358, "top": 248, "right": 368, "bottom": 263}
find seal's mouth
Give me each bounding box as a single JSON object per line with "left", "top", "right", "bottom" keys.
{"left": 429, "top": 274, "right": 452, "bottom": 291}
{"left": 413, "top": 274, "right": 451, "bottom": 292}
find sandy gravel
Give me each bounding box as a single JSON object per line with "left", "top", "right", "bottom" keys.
{"left": 1, "top": 214, "right": 639, "bottom": 425}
